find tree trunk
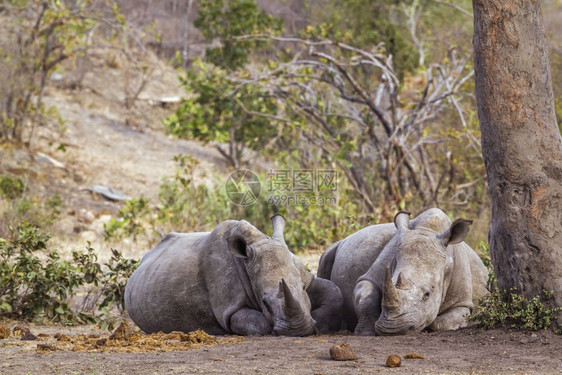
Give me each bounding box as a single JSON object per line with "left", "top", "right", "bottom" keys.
{"left": 473, "top": 0, "right": 562, "bottom": 325}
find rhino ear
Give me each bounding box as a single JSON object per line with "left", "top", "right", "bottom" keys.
{"left": 437, "top": 219, "right": 473, "bottom": 246}
{"left": 227, "top": 235, "right": 249, "bottom": 259}
{"left": 394, "top": 211, "right": 411, "bottom": 231}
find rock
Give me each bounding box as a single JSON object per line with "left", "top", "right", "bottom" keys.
{"left": 0, "top": 325, "right": 10, "bottom": 339}
{"left": 21, "top": 333, "right": 38, "bottom": 341}
{"left": 86, "top": 185, "right": 131, "bottom": 201}
{"left": 386, "top": 355, "right": 402, "bottom": 368}
{"left": 528, "top": 333, "right": 539, "bottom": 343}
{"left": 13, "top": 326, "right": 30, "bottom": 337}
{"left": 77, "top": 209, "right": 95, "bottom": 224}
{"left": 36, "top": 152, "right": 66, "bottom": 169}
{"left": 37, "top": 333, "right": 50, "bottom": 338}
{"left": 329, "top": 342, "right": 357, "bottom": 361}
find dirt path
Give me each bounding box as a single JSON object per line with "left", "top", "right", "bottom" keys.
{"left": 0, "top": 323, "right": 561, "bottom": 374}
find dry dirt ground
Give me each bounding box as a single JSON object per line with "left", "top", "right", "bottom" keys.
{"left": 2, "top": 50, "right": 562, "bottom": 375}
{"left": 0, "top": 321, "right": 561, "bottom": 375}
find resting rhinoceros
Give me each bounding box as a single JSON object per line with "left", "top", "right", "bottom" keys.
{"left": 317, "top": 208, "right": 488, "bottom": 335}
{"left": 125, "top": 215, "right": 343, "bottom": 336}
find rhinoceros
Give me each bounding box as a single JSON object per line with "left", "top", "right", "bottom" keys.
{"left": 317, "top": 208, "right": 489, "bottom": 335}
{"left": 125, "top": 215, "right": 343, "bottom": 336}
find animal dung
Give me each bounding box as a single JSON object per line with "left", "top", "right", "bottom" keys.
{"left": 329, "top": 342, "right": 357, "bottom": 361}
{"left": 109, "top": 321, "right": 135, "bottom": 341}
{"left": 0, "top": 325, "right": 10, "bottom": 339}
{"left": 12, "top": 325, "right": 30, "bottom": 337}
{"left": 403, "top": 352, "right": 426, "bottom": 359}
{"left": 386, "top": 354, "right": 402, "bottom": 367}
{"left": 21, "top": 332, "right": 38, "bottom": 341}
{"left": 54, "top": 333, "right": 71, "bottom": 342}
{"left": 36, "top": 344, "right": 59, "bottom": 353}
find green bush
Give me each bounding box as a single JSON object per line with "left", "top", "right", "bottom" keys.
{"left": 470, "top": 288, "right": 561, "bottom": 331}
{"left": 0, "top": 222, "right": 138, "bottom": 326}
{"left": 0, "top": 176, "right": 25, "bottom": 200}
{"left": 104, "top": 198, "right": 151, "bottom": 241}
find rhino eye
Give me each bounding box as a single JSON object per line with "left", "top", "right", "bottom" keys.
{"left": 422, "top": 287, "right": 431, "bottom": 301}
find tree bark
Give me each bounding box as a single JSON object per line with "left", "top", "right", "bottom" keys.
{"left": 473, "top": 0, "right": 562, "bottom": 325}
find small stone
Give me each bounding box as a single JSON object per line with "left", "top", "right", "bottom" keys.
{"left": 96, "top": 338, "right": 107, "bottom": 346}
{"left": 13, "top": 325, "right": 30, "bottom": 337}
{"left": 329, "top": 342, "right": 357, "bottom": 361}
{"left": 77, "top": 209, "right": 96, "bottom": 224}
{"left": 21, "top": 333, "right": 38, "bottom": 341}
{"left": 386, "top": 355, "right": 402, "bottom": 368}
{"left": 165, "top": 339, "right": 181, "bottom": 345}
{"left": 0, "top": 325, "right": 10, "bottom": 339}
{"left": 37, "top": 333, "right": 50, "bottom": 338}
{"left": 528, "top": 333, "right": 539, "bottom": 343}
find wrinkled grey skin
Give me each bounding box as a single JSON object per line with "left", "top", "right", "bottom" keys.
{"left": 125, "top": 215, "right": 343, "bottom": 336}
{"left": 318, "top": 208, "right": 489, "bottom": 335}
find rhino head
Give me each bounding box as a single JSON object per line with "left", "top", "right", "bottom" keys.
{"left": 373, "top": 212, "right": 472, "bottom": 335}
{"left": 227, "top": 214, "right": 317, "bottom": 336}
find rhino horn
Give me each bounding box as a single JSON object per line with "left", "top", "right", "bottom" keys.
{"left": 271, "top": 214, "right": 288, "bottom": 247}
{"left": 279, "top": 279, "right": 301, "bottom": 315}
{"left": 393, "top": 211, "right": 411, "bottom": 231}
{"left": 382, "top": 266, "right": 400, "bottom": 312}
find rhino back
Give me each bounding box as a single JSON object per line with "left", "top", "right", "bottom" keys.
{"left": 125, "top": 223, "right": 250, "bottom": 334}
{"left": 329, "top": 222, "right": 397, "bottom": 326}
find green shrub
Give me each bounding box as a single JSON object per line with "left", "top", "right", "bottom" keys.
{"left": 98, "top": 249, "right": 140, "bottom": 312}
{"left": 0, "top": 176, "right": 25, "bottom": 200}
{"left": 0, "top": 222, "right": 138, "bottom": 326}
{"left": 104, "top": 198, "right": 151, "bottom": 241}
{"left": 470, "top": 288, "right": 561, "bottom": 331}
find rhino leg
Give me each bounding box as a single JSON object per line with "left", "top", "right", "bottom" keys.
{"left": 230, "top": 308, "right": 272, "bottom": 335}
{"left": 307, "top": 277, "right": 344, "bottom": 333}
{"left": 428, "top": 306, "right": 470, "bottom": 331}
{"left": 353, "top": 280, "right": 381, "bottom": 335}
